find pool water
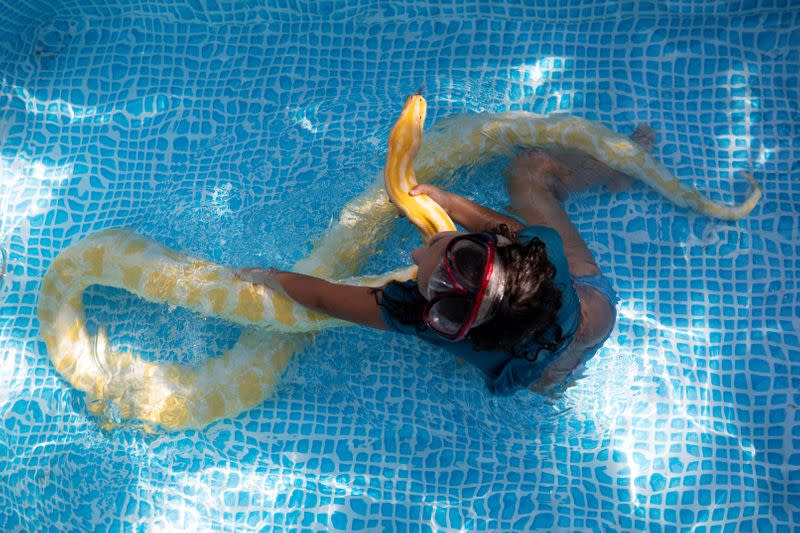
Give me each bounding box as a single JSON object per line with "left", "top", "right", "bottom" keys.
{"left": 1, "top": 0, "right": 798, "bottom": 530}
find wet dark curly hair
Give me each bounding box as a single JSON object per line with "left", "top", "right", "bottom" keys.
{"left": 466, "top": 224, "right": 564, "bottom": 359}
{"left": 379, "top": 224, "right": 564, "bottom": 361}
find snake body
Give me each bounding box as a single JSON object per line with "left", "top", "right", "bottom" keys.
{"left": 37, "top": 97, "right": 760, "bottom": 431}
{"left": 384, "top": 94, "right": 456, "bottom": 241}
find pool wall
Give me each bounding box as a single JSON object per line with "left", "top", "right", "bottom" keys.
{"left": 1, "top": 0, "right": 798, "bottom": 530}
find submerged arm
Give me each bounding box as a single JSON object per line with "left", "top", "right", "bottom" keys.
{"left": 236, "top": 268, "right": 389, "bottom": 331}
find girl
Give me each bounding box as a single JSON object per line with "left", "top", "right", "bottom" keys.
{"left": 238, "top": 127, "right": 653, "bottom": 394}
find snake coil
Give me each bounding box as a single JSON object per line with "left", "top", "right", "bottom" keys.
{"left": 37, "top": 95, "right": 760, "bottom": 430}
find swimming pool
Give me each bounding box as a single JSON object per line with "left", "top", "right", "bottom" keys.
{"left": 1, "top": 0, "right": 798, "bottom": 530}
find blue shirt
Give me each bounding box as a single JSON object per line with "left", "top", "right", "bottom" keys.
{"left": 378, "top": 226, "right": 583, "bottom": 395}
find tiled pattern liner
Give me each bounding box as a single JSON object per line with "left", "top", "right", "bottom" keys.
{"left": 0, "top": 0, "right": 798, "bottom": 531}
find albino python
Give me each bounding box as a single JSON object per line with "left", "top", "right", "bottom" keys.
{"left": 37, "top": 94, "right": 761, "bottom": 431}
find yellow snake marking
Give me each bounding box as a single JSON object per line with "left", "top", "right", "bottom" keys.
{"left": 271, "top": 293, "right": 297, "bottom": 326}
{"left": 124, "top": 238, "right": 148, "bottom": 255}
{"left": 205, "top": 391, "right": 226, "bottom": 419}
{"left": 120, "top": 265, "right": 142, "bottom": 288}
{"left": 83, "top": 246, "right": 105, "bottom": 277}
{"left": 237, "top": 371, "right": 262, "bottom": 408}
{"left": 234, "top": 286, "right": 266, "bottom": 322}
{"left": 143, "top": 270, "right": 177, "bottom": 300}
{"left": 37, "top": 94, "right": 760, "bottom": 431}
{"left": 186, "top": 286, "right": 202, "bottom": 307}
{"left": 206, "top": 287, "right": 229, "bottom": 314}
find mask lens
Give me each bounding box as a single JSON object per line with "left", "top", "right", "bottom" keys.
{"left": 450, "top": 238, "right": 489, "bottom": 291}
{"left": 427, "top": 296, "right": 474, "bottom": 336}
{"left": 427, "top": 263, "right": 456, "bottom": 298}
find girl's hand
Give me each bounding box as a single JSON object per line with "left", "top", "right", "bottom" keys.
{"left": 235, "top": 267, "right": 286, "bottom": 294}
{"left": 409, "top": 184, "right": 452, "bottom": 212}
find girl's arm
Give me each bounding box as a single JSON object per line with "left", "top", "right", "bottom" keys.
{"left": 236, "top": 268, "right": 389, "bottom": 330}
{"left": 409, "top": 185, "right": 525, "bottom": 233}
